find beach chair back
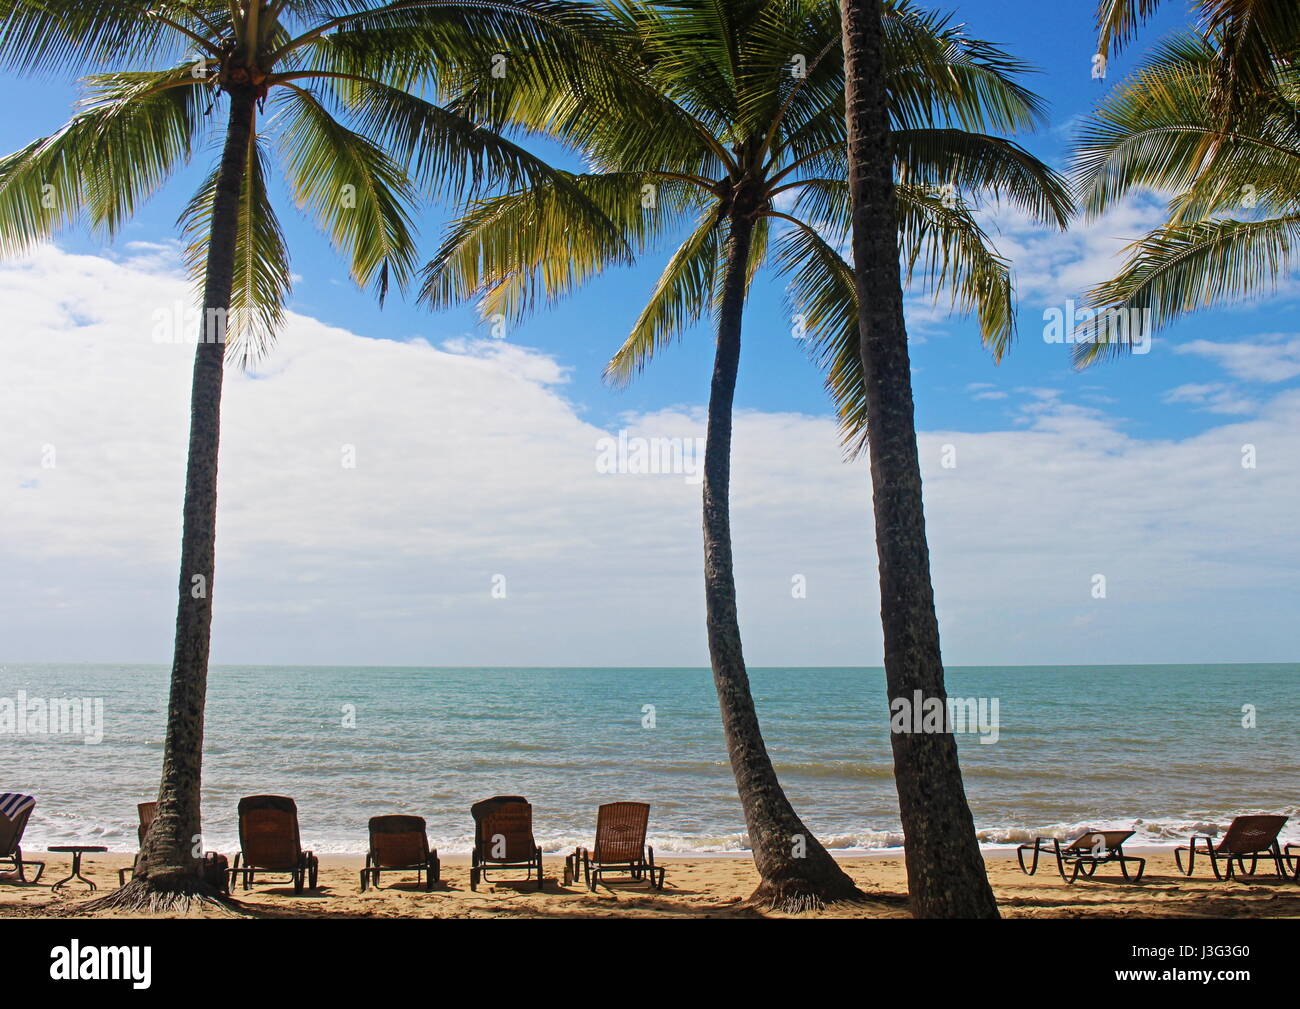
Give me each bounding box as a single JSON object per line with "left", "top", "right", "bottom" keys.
{"left": 368, "top": 815, "right": 429, "bottom": 869}
{"left": 593, "top": 802, "right": 650, "bottom": 864}
{"left": 1216, "top": 815, "right": 1287, "bottom": 854}
{"left": 0, "top": 793, "right": 36, "bottom": 857}
{"left": 1064, "top": 829, "right": 1133, "bottom": 853}
{"left": 471, "top": 796, "right": 535, "bottom": 863}
{"left": 238, "top": 795, "right": 303, "bottom": 871}
{"left": 136, "top": 802, "right": 158, "bottom": 846}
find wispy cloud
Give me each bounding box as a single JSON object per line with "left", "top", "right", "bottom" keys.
{"left": 1176, "top": 333, "right": 1300, "bottom": 384}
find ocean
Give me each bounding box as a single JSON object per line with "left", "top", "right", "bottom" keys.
{"left": 2, "top": 663, "right": 1296, "bottom": 854}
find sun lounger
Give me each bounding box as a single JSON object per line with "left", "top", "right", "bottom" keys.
{"left": 1174, "top": 814, "right": 1289, "bottom": 880}
{"left": 567, "top": 801, "right": 665, "bottom": 891}
{"left": 1016, "top": 829, "right": 1146, "bottom": 883}
{"left": 229, "top": 795, "right": 319, "bottom": 894}
{"left": 0, "top": 793, "right": 44, "bottom": 883}
{"left": 469, "top": 795, "right": 543, "bottom": 891}
{"left": 360, "top": 815, "right": 440, "bottom": 892}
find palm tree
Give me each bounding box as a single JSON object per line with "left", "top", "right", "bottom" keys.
{"left": 1095, "top": 0, "right": 1298, "bottom": 123}
{"left": 0, "top": 0, "right": 604, "bottom": 909}
{"left": 421, "top": 0, "right": 1070, "bottom": 911}
{"left": 1072, "top": 24, "right": 1300, "bottom": 364}
{"left": 839, "top": 0, "right": 1004, "bottom": 918}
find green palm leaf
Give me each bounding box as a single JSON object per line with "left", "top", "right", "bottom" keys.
{"left": 179, "top": 131, "right": 291, "bottom": 364}
{"left": 1074, "top": 214, "right": 1300, "bottom": 366}
{"left": 274, "top": 84, "right": 418, "bottom": 302}
{"left": 0, "top": 64, "right": 207, "bottom": 254}
{"left": 605, "top": 206, "right": 723, "bottom": 385}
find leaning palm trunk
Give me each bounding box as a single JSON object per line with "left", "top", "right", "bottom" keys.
{"left": 840, "top": 0, "right": 997, "bottom": 919}
{"left": 704, "top": 203, "right": 864, "bottom": 913}
{"left": 415, "top": 0, "right": 1068, "bottom": 914}
{"left": 86, "top": 86, "right": 256, "bottom": 911}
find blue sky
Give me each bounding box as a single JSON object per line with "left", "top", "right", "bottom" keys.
{"left": 3, "top": 1, "right": 1299, "bottom": 666}
{"left": 0, "top": 0, "right": 1259, "bottom": 438}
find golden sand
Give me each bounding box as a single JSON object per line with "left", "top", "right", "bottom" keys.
{"left": 2, "top": 850, "right": 1296, "bottom": 918}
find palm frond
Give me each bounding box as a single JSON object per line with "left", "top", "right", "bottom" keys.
{"left": 0, "top": 0, "right": 219, "bottom": 73}
{"left": 1074, "top": 213, "right": 1300, "bottom": 366}
{"left": 605, "top": 205, "right": 722, "bottom": 385}
{"left": 0, "top": 64, "right": 207, "bottom": 254}
{"left": 179, "top": 131, "right": 291, "bottom": 366}
{"left": 770, "top": 217, "right": 866, "bottom": 453}
{"left": 274, "top": 84, "right": 419, "bottom": 301}
{"left": 419, "top": 170, "right": 685, "bottom": 324}
{"left": 893, "top": 127, "right": 1073, "bottom": 227}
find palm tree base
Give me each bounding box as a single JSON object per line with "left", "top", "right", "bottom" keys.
{"left": 76, "top": 874, "right": 236, "bottom": 916}
{"left": 741, "top": 872, "right": 866, "bottom": 915}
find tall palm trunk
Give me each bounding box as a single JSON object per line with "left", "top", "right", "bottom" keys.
{"left": 704, "top": 201, "right": 864, "bottom": 913}
{"left": 92, "top": 85, "right": 256, "bottom": 908}
{"left": 840, "top": 0, "right": 997, "bottom": 918}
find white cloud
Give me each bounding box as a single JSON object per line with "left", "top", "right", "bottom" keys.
{"left": 1176, "top": 333, "right": 1300, "bottom": 383}
{"left": 2, "top": 246, "right": 1299, "bottom": 666}
{"left": 984, "top": 195, "right": 1170, "bottom": 308}
{"left": 1162, "top": 382, "right": 1259, "bottom": 415}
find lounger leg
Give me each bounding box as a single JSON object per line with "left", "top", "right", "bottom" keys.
{"left": 1052, "top": 840, "right": 1072, "bottom": 883}
{"left": 1119, "top": 855, "right": 1145, "bottom": 883}
{"left": 1016, "top": 840, "right": 1043, "bottom": 876}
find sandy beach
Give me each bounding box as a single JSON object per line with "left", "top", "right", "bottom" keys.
{"left": 2, "top": 850, "right": 1296, "bottom": 918}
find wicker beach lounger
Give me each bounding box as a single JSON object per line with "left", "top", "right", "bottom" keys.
{"left": 469, "top": 795, "right": 543, "bottom": 891}
{"left": 1174, "top": 814, "right": 1290, "bottom": 880}
{"left": 230, "top": 795, "right": 319, "bottom": 894}
{"left": 360, "top": 814, "right": 440, "bottom": 892}
{"left": 117, "top": 801, "right": 158, "bottom": 886}
{"left": 567, "top": 801, "right": 665, "bottom": 891}
{"left": 0, "top": 793, "right": 44, "bottom": 884}
{"left": 1016, "top": 829, "right": 1146, "bottom": 883}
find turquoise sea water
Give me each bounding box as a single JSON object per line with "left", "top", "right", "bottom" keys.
{"left": 1, "top": 663, "right": 1296, "bottom": 853}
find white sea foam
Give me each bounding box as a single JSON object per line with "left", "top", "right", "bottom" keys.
{"left": 20, "top": 812, "right": 1298, "bottom": 856}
